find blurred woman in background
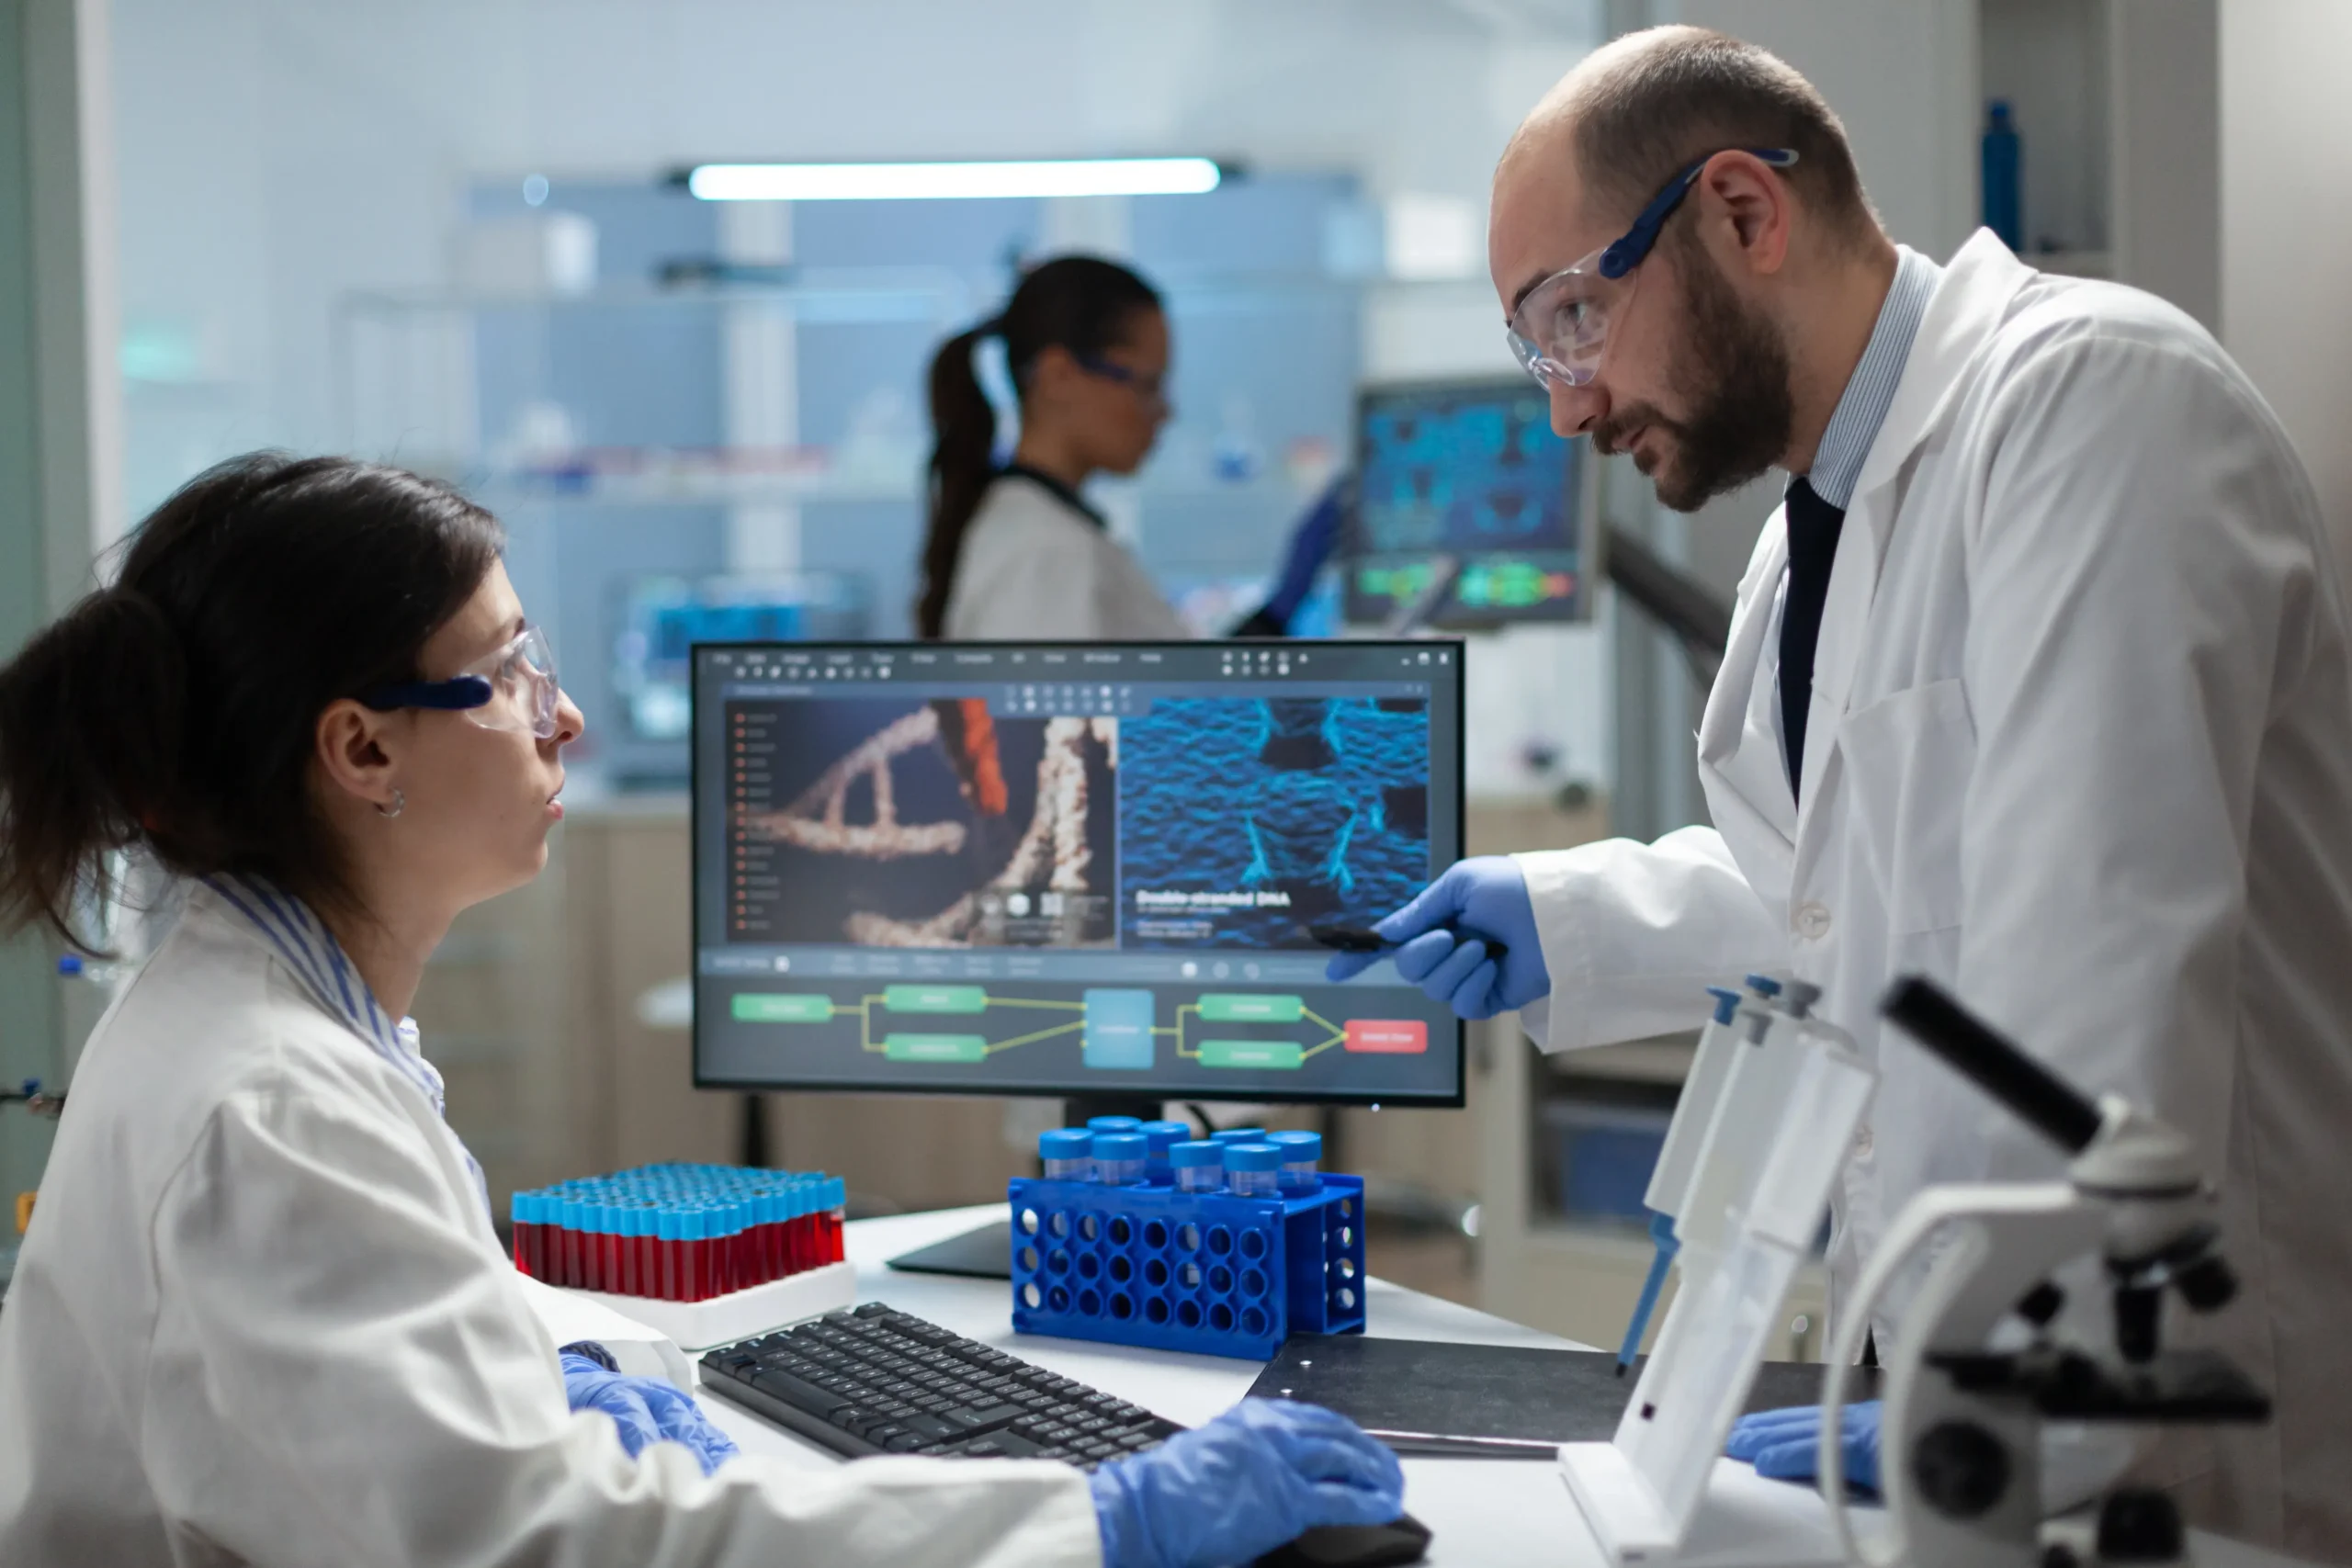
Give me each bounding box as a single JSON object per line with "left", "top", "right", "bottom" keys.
{"left": 917, "top": 255, "right": 1188, "bottom": 640}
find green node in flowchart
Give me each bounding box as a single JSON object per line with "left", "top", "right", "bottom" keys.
{"left": 1198, "top": 1039, "right": 1306, "bottom": 1069}
{"left": 730, "top": 993, "right": 833, "bottom": 1023}
{"left": 1197, "top": 993, "right": 1306, "bottom": 1023}
{"left": 882, "top": 1033, "right": 989, "bottom": 1062}
{"left": 882, "top": 984, "right": 989, "bottom": 1014}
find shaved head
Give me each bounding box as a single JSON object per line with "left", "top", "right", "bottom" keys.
{"left": 1500, "top": 26, "right": 1875, "bottom": 241}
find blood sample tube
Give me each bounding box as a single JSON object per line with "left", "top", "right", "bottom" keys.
{"left": 1039, "top": 1128, "right": 1095, "bottom": 1182}
{"left": 826, "top": 1177, "right": 847, "bottom": 1263}
{"left": 657, "top": 1206, "right": 683, "bottom": 1301}
{"left": 1170, "top": 1140, "right": 1224, "bottom": 1194}
{"left": 560, "top": 1196, "right": 585, "bottom": 1290}
{"left": 1222, "top": 1142, "right": 1283, "bottom": 1199}
{"left": 508, "top": 1191, "right": 535, "bottom": 1277}
{"left": 635, "top": 1203, "right": 659, "bottom": 1298}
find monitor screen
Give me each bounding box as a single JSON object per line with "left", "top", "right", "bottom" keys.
{"left": 692, "top": 639, "right": 1465, "bottom": 1106}
{"left": 1343, "top": 378, "right": 1592, "bottom": 627}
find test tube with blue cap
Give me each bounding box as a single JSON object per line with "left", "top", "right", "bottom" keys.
{"left": 1038, "top": 1128, "right": 1095, "bottom": 1182}
{"left": 1092, "top": 1132, "right": 1148, "bottom": 1186}
{"left": 1265, "top": 1130, "right": 1324, "bottom": 1195}
{"left": 1137, "top": 1120, "right": 1192, "bottom": 1182}
{"left": 1209, "top": 1126, "right": 1266, "bottom": 1146}
{"left": 1087, "top": 1114, "right": 1144, "bottom": 1135}
{"left": 1170, "top": 1139, "right": 1224, "bottom": 1195}
{"left": 1221, "top": 1141, "right": 1283, "bottom": 1198}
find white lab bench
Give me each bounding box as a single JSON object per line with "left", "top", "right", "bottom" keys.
{"left": 695, "top": 1206, "right": 2306, "bottom": 1568}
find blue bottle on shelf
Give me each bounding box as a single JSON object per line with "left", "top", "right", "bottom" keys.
{"left": 1982, "top": 100, "right": 2022, "bottom": 252}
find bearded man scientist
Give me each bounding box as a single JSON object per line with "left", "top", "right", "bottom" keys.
{"left": 1329, "top": 26, "right": 2352, "bottom": 1558}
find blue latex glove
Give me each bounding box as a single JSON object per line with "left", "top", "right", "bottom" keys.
{"left": 1089, "top": 1399, "right": 1405, "bottom": 1568}
{"left": 1322, "top": 855, "right": 1549, "bottom": 1018}
{"left": 560, "top": 1351, "right": 741, "bottom": 1476}
{"left": 1725, "top": 1401, "right": 1882, "bottom": 1495}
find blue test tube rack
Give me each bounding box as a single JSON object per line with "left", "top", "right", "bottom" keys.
{"left": 1005, "top": 1171, "right": 1368, "bottom": 1361}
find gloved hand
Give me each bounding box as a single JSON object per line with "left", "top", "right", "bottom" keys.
{"left": 1323, "top": 855, "right": 1549, "bottom": 1019}
{"left": 1724, "top": 1400, "right": 1881, "bottom": 1495}
{"left": 560, "top": 1350, "right": 741, "bottom": 1476}
{"left": 1089, "top": 1399, "right": 1405, "bottom": 1568}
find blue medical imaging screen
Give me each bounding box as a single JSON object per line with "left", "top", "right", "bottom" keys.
{"left": 1344, "top": 378, "right": 1589, "bottom": 626}
{"left": 691, "top": 641, "right": 1465, "bottom": 1105}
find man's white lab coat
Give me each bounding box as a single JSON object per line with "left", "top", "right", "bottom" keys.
{"left": 943, "top": 471, "right": 1190, "bottom": 641}
{"left": 0, "top": 884, "right": 1101, "bottom": 1567}
{"left": 1514, "top": 231, "right": 2352, "bottom": 1556}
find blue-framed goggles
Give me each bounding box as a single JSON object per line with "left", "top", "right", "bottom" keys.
{"left": 361, "top": 623, "right": 562, "bottom": 739}
{"left": 1507, "top": 147, "right": 1799, "bottom": 392}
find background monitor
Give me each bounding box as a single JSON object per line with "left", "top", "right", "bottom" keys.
{"left": 1342, "top": 377, "right": 1596, "bottom": 629}
{"left": 605, "top": 572, "right": 869, "bottom": 784}
{"left": 692, "top": 638, "right": 1466, "bottom": 1107}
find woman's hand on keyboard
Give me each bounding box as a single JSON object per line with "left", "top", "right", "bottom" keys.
{"left": 560, "top": 1350, "right": 742, "bottom": 1476}
{"left": 1088, "top": 1398, "right": 1405, "bottom": 1568}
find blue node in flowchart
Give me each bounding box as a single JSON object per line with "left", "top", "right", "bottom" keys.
{"left": 1083, "top": 989, "right": 1157, "bottom": 1070}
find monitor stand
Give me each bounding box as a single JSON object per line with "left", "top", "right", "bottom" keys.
{"left": 886, "top": 1094, "right": 1167, "bottom": 1279}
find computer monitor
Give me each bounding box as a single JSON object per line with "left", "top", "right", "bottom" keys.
{"left": 690, "top": 639, "right": 1466, "bottom": 1109}
{"left": 1341, "top": 377, "right": 1597, "bottom": 629}
{"left": 606, "top": 572, "right": 868, "bottom": 785}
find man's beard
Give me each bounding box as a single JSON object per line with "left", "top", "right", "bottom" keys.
{"left": 1594, "top": 236, "right": 1793, "bottom": 513}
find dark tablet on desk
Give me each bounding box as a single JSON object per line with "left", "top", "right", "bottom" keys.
{"left": 1247, "top": 1335, "right": 1880, "bottom": 1458}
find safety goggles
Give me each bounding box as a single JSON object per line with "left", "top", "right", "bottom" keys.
{"left": 1506, "top": 147, "right": 1799, "bottom": 392}
{"left": 361, "top": 623, "right": 564, "bottom": 739}
{"left": 1075, "top": 353, "right": 1170, "bottom": 412}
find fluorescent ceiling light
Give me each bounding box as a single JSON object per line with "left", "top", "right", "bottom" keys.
{"left": 684, "top": 157, "right": 1225, "bottom": 202}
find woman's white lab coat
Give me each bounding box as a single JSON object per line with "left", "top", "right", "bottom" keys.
{"left": 943, "top": 470, "right": 1190, "bottom": 641}
{"left": 1513, "top": 231, "right": 2352, "bottom": 1555}
{"left": 0, "top": 884, "right": 1100, "bottom": 1567}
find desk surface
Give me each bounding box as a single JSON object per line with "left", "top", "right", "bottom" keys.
{"left": 697, "top": 1207, "right": 2302, "bottom": 1568}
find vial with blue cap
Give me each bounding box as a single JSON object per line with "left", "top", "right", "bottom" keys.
{"left": 1092, "top": 1132, "right": 1148, "bottom": 1186}
{"left": 1087, "top": 1114, "right": 1144, "bottom": 1136}
{"left": 1221, "top": 1141, "right": 1283, "bottom": 1199}
{"left": 1265, "top": 1130, "right": 1323, "bottom": 1195}
{"left": 1137, "top": 1120, "right": 1191, "bottom": 1182}
{"left": 1169, "top": 1139, "right": 1224, "bottom": 1195}
{"left": 1209, "top": 1126, "right": 1267, "bottom": 1146}
{"left": 1038, "top": 1128, "right": 1094, "bottom": 1182}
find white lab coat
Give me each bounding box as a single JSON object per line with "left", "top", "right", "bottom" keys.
{"left": 943, "top": 471, "right": 1191, "bottom": 641}
{"left": 0, "top": 885, "right": 1100, "bottom": 1567}
{"left": 1514, "top": 231, "right": 2352, "bottom": 1557}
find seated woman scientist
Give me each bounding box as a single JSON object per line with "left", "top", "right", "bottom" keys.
{"left": 0, "top": 453, "right": 1403, "bottom": 1566}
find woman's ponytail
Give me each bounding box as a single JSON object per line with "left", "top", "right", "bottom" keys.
{"left": 916, "top": 321, "right": 1001, "bottom": 639}
{"left": 0, "top": 587, "right": 189, "bottom": 945}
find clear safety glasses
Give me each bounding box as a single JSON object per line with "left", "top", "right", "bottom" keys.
{"left": 362, "top": 623, "right": 564, "bottom": 739}
{"left": 1506, "top": 147, "right": 1798, "bottom": 392}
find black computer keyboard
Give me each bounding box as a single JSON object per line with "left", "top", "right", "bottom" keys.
{"left": 699, "top": 1301, "right": 1184, "bottom": 1469}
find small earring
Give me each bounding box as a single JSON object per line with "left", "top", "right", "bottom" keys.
{"left": 378, "top": 788, "right": 405, "bottom": 819}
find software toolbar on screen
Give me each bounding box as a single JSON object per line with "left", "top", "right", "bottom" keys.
{"left": 692, "top": 640, "right": 1465, "bottom": 1105}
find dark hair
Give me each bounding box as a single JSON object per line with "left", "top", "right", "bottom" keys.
{"left": 1572, "top": 28, "right": 1875, "bottom": 241}
{"left": 0, "top": 452, "right": 504, "bottom": 947}
{"left": 915, "top": 254, "right": 1162, "bottom": 638}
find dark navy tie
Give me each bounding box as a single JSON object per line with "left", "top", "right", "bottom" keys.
{"left": 1779, "top": 478, "right": 1846, "bottom": 801}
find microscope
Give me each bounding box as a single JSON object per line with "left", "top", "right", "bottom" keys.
{"left": 1821, "top": 977, "right": 2271, "bottom": 1567}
